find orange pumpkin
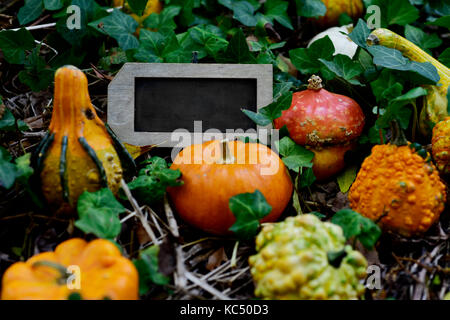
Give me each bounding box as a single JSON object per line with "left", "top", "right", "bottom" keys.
{"left": 349, "top": 122, "right": 447, "bottom": 237}
{"left": 168, "top": 140, "right": 293, "bottom": 235}
{"left": 315, "top": 0, "right": 364, "bottom": 28}
{"left": 1, "top": 238, "right": 139, "bottom": 300}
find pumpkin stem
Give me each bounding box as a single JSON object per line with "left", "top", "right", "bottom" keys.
{"left": 390, "top": 120, "right": 408, "bottom": 146}
{"left": 216, "top": 139, "right": 235, "bottom": 164}
{"left": 307, "top": 75, "right": 323, "bottom": 90}
{"left": 32, "top": 260, "right": 70, "bottom": 285}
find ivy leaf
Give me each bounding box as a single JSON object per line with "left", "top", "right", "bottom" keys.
{"left": 336, "top": 165, "right": 358, "bottom": 193}
{"left": 273, "top": 82, "right": 294, "bottom": 100}
{"left": 319, "top": 54, "right": 364, "bottom": 85}
{"left": 264, "top": 0, "right": 293, "bottom": 30}
{"left": 218, "top": 28, "right": 256, "bottom": 63}
{"left": 189, "top": 25, "right": 228, "bottom": 57}
{"left": 0, "top": 109, "right": 16, "bottom": 131}
{"left": 438, "top": 48, "right": 450, "bottom": 68}
{"left": 75, "top": 188, "right": 125, "bottom": 239}
{"left": 229, "top": 190, "right": 272, "bottom": 240}
{"left": 134, "top": 245, "right": 170, "bottom": 295}
{"left": 43, "top": 0, "right": 65, "bottom": 10}
{"left": 124, "top": 157, "right": 182, "bottom": 205}
{"left": 299, "top": 167, "right": 316, "bottom": 188}
{"left": 0, "top": 147, "right": 17, "bottom": 189}
{"left": 275, "top": 136, "right": 314, "bottom": 172}
{"left": 331, "top": 209, "right": 381, "bottom": 249}
{"left": 370, "top": 69, "right": 403, "bottom": 103}
{"left": 18, "top": 0, "right": 44, "bottom": 25}
{"left": 143, "top": 6, "right": 181, "bottom": 31}
{"left": 56, "top": 0, "right": 106, "bottom": 46}
{"left": 167, "top": 0, "right": 200, "bottom": 27}
{"left": 242, "top": 91, "right": 292, "bottom": 126}
{"left": 14, "top": 153, "right": 34, "bottom": 184}
{"left": 376, "top": 87, "right": 428, "bottom": 129}
{"left": 127, "top": 0, "right": 149, "bottom": 16}
{"left": 364, "top": 0, "right": 419, "bottom": 27}
{"left": 295, "top": 0, "right": 326, "bottom": 18}
{"left": 289, "top": 35, "right": 334, "bottom": 75}
{"left": 368, "top": 45, "right": 440, "bottom": 84}
{"left": 89, "top": 9, "right": 139, "bottom": 51}
{"left": 232, "top": 1, "right": 261, "bottom": 26}
{"left": 18, "top": 47, "right": 54, "bottom": 92}
{"left": 0, "top": 28, "right": 35, "bottom": 64}
{"left": 405, "top": 25, "right": 442, "bottom": 53}
{"left": 426, "top": 15, "right": 450, "bottom": 29}
{"left": 348, "top": 19, "right": 371, "bottom": 49}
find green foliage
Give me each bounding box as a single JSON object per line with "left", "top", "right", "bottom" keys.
{"left": 75, "top": 188, "right": 125, "bottom": 240}
{"left": 405, "top": 24, "right": 442, "bottom": 54}
{"left": 320, "top": 54, "right": 364, "bottom": 85}
{"left": 18, "top": 0, "right": 44, "bottom": 25}
{"left": 376, "top": 87, "right": 428, "bottom": 129}
{"left": 275, "top": 136, "right": 314, "bottom": 173}
{"left": 289, "top": 36, "right": 335, "bottom": 77}
{"left": 337, "top": 165, "right": 358, "bottom": 193}
{"left": 295, "top": 0, "right": 326, "bottom": 18}
{"left": 123, "top": 157, "right": 182, "bottom": 206}
{"left": 134, "top": 245, "right": 170, "bottom": 295}
{"left": 18, "top": 47, "right": 54, "bottom": 92}
{"left": 0, "top": 28, "right": 35, "bottom": 64}
{"left": 89, "top": 9, "right": 139, "bottom": 51}
{"left": 439, "top": 48, "right": 450, "bottom": 67}
{"left": 331, "top": 209, "right": 381, "bottom": 249}
{"left": 368, "top": 45, "right": 439, "bottom": 84}
{"left": 127, "top": 0, "right": 149, "bottom": 16}
{"left": 364, "top": 0, "right": 419, "bottom": 27}
{"left": 242, "top": 91, "right": 292, "bottom": 126}
{"left": 229, "top": 190, "right": 272, "bottom": 240}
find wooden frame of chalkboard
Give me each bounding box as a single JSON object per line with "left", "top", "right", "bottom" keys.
{"left": 107, "top": 63, "right": 273, "bottom": 147}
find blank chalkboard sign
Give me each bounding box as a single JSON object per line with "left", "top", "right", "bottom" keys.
{"left": 107, "top": 63, "right": 272, "bottom": 147}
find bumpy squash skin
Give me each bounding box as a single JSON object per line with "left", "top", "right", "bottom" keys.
{"left": 38, "top": 66, "right": 127, "bottom": 214}
{"left": 368, "top": 28, "right": 450, "bottom": 136}
{"left": 432, "top": 117, "right": 450, "bottom": 175}
{"left": 168, "top": 140, "right": 293, "bottom": 235}
{"left": 1, "top": 238, "right": 139, "bottom": 300}
{"left": 249, "top": 214, "right": 367, "bottom": 300}
{"left": 349, "top": 144, "right": 447, "bottom": 237}
{"left": 315, "top": 0, "right": 364, "bottom": 28}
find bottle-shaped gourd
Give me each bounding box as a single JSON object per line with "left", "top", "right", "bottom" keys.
{"left": 32, "top": 65, "right": 135, "bottom": 214}
{"left": 368, "top": 28, "right": 450, "bottom": 136}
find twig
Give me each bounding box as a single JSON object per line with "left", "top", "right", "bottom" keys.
{"left": 185, "top": 272, "right": 232, "bottom": 300}
{"left": 163, "top": 195, "right": 187, "bottom": 288}
{"left": 230, "top": 241, "right": 239, "bottom": 268}
{"left": 120, "top": 179, "right": 159, "bottom": 245}
{"left": 7, "top": 7, "right": 119, "bottom": 31}
{"left": 164, "top": 194, "right": 179, "bottom": 238}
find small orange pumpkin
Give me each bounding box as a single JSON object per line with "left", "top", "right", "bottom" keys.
{"left": 168, "top": 140, "right": 293, "bottom": 235}
{"left": 349, "top": 122, "right": 447, "bottom": 237}
{"left": 1, "top": 238, "right": 139, "bottom": 300}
